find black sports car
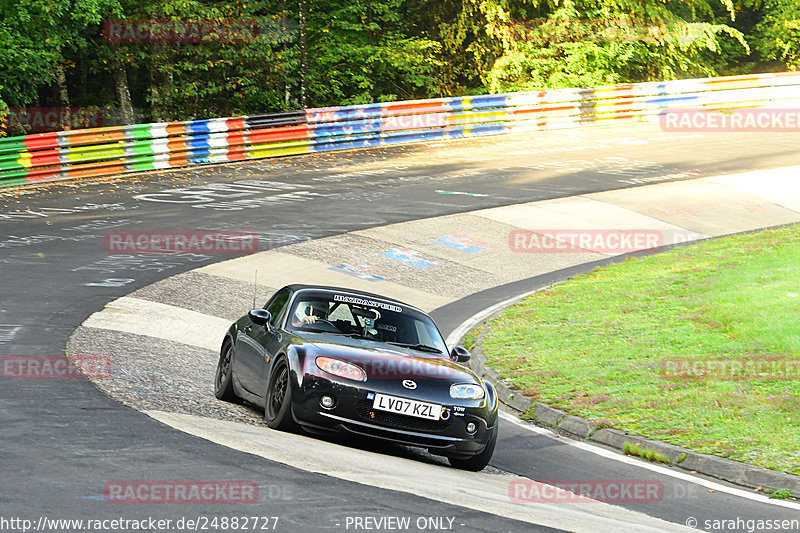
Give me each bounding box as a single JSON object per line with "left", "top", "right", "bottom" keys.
{"left": 214, "top": 284, "right": 498, "bottom": 471}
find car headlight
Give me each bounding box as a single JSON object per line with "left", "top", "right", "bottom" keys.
{"left": 315, "top": 356, "right": 367, "bottom": 382}
{"left": 450, "top": 383, "right": 485, "bottom": 400}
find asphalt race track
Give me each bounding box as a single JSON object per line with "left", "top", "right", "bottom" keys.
{"left": 2, "top": 123, "right": 800, "bottom": 532}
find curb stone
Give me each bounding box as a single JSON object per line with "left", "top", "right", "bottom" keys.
{"left": 465, "top": 321, "right": 800, "bottom": 495}
{"left": 534, "top": 403, "right": 565, "bottom": 427}
{"left": 557, "top": 415, "right": 594, "bottom": 439}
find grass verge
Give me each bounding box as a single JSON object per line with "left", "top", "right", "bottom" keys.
{"left": 479, "top": 224, "right": 800, "bottom": 475}
{"left": 623, "top": 442, "right": 671, "bottom": 464}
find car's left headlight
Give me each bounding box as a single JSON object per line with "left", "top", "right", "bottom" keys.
{"left": 450, "top": 383, "right": 485, "bottom": 400}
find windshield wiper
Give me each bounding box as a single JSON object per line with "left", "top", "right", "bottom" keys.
{"left": 386, "top": 342, "right": 442, "bottom": 354}
{"left": 314, "top": 331, "right": 370, "bottom": 339}
{"left": 342, "top": 332, "right": 370, "bottom": 339}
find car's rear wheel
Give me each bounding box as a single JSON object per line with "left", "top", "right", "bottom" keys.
{"left": 214, "top": 341, "right": 239, "bottom": 403}
{"left": 448, "top": 421, "right": 498, "bottom": 471}
{"left": 264, "top": 357, "right": 298, "bottom": 431}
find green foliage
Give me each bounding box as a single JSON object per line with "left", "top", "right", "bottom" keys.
{"left": 487, "top": 1, "right": 752, "bottom": 92}
{"left": 304, "top": 0, "right": 443, "bottom": 106}
{"left": 753, "top": 0, "right": 800, "bottom": 69}
{"left": 0, "top": 0, "right": 122, "bottom": 107}
{"left": 0, "top": 0, "right": 798, "bottom": 131}
{"left": 462, "top": 328, "right": 480, "bottom": 350}
{"left": 101, "top": 0, "right": 294, "bottom": 120}
{"left": 487, "top": 41, "right": 626, "bottom": 91}
{"left": 0, "top": 99, "right": 7, "bottom": 137}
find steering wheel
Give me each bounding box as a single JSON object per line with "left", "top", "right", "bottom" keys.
{"left": 306, "top": 318, "right": 340, "bottom": 333}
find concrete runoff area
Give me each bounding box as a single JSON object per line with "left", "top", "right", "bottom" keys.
{"left": 705, "top": 166, "right": 800, "bottom": 213}
{"left": 586, "top": 177, "right": 800, "bottom": 236}
{"left": 195, "top": 250, "right": 453, "bottom": 312}
{"left": 147, "top": 410, "right": 694, "bottom": 533}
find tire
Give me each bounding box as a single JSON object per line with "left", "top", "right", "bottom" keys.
{"left": 264, "top": 357, "right": 299, "bottom": 431}
{"left": 448, "top": 421, "right": 498, "bottom": 471}
{"left": 214, "top": 341, "right": 239, "bottom": 403}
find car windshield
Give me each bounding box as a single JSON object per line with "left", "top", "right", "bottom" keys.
{"left": 287, "top": 290, "right": 447, "bottom": 353}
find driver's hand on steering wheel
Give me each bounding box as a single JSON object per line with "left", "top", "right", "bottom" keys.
{"left": 300, "top": 315, "right": 318, "bottom": 324}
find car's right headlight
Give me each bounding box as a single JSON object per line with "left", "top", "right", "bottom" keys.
{"left": 315, "top": 356, "right": 367, "bottom": 382}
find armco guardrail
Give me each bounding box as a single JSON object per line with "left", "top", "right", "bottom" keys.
{"left": 2, "top": 71, "right": 800, "bottom": 188}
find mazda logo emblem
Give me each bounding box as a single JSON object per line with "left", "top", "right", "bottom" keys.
{"left": 402, "top": 380, "right": 417, "bottom": 390}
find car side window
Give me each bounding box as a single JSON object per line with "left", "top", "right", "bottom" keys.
{"left": 264, "top": 289, "right": 291, "bottom": 328}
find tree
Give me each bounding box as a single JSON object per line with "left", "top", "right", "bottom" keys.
{"left": 403, "top": 0, "right": 522, "bottom": 95}
{"left": 0, "top": 0, "right": 122, "bottom": 130}
{"left": 301, "top": 0, "right": 444, "bottom": 106}
{"left": 753, "top": 0, "right": 800, "bottom": 70}
{"left": 485, "top": 0, "right": 750, "bottom": 92}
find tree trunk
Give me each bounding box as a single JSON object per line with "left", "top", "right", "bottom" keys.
{"left": 112, "top": 56, "right": 135, "bottom": 125}
{"left": 54, "top": 59, "right": 71, "bottom": 130}
{"left": 77, "top": 52, "right": 88, "bottom": 102}
{"left": 149, "top": 44, "right": 173, "bottom": 122}
{"left": 299, "top": 0, "right": 308, "bottom": 109}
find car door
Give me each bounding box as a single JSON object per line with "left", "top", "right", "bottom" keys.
{"left": 253, "top": 303, "right": 289, "bottom": 401}
{"left": 234, "top": 288, "right": 291, "bottom": 396}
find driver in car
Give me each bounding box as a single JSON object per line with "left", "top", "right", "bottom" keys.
{"left": 291, "top": 300, "right": 329, "bottom": 327}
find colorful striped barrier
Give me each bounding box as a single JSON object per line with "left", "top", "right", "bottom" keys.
{"left": 2, "top": 71, "right": 800, "bottom": 188}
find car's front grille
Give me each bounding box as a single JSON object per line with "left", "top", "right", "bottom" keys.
{"left": 356, "top": 400, "right": 450, "bottom": 432}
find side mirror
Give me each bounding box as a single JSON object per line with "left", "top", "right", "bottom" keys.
{"left": 248, "top": 309, "right": 271, "bottom": 327}
{"left": 450, "top": 346, "right": 470, "bottom": 363}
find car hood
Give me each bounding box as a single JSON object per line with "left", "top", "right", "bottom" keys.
{"left": 303, "top": 336, "right": 480, "bottom": 385}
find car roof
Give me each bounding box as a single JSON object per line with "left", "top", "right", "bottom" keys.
{"left": 281, "top": 284, "right": 417, "bottom": 311}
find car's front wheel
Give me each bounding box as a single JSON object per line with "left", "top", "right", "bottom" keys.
{"left": 448, "top": 421, "right": 498, "bottom": 471}
{"left": 214, "top": 341, "right": 239, "bottom": 403}
{"left": 264, "top": 356, "right": 298, "bottom": 431}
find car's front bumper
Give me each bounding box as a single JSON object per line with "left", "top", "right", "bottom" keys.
{"left": 291, "top": 375, "right": 496, "bottom": 458}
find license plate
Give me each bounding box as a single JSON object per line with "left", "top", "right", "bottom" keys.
{"left": 372, "top": 393, "right": 443, "bottom": 420}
